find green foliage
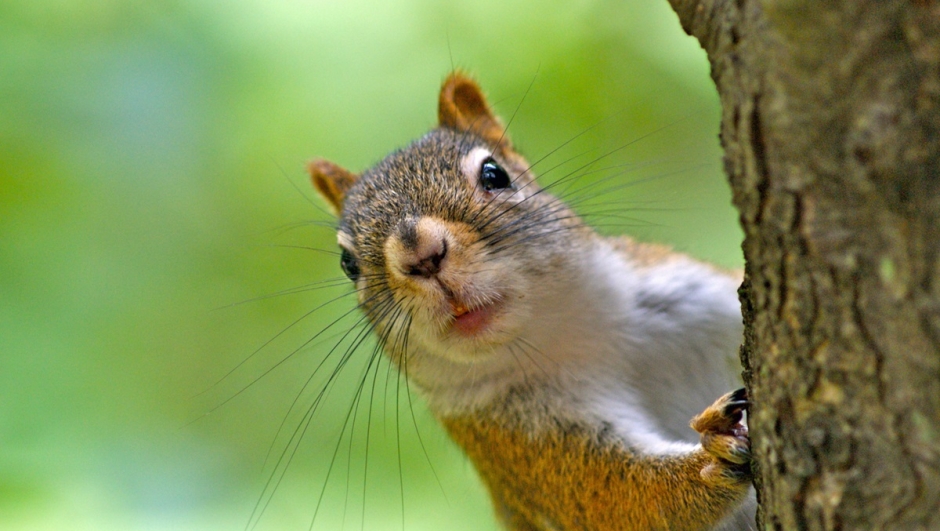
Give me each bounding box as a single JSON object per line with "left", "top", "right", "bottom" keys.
{"left": 0, "top": 0, "right": 740, "bottom": 529}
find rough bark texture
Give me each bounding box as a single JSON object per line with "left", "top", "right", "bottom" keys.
{"left": 665, "top": 0, "right": 940, "bottom": 529}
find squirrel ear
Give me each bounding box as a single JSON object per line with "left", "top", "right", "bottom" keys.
{"left": 438, "top": 73, "right": 509, "bottom": 148}
{"left": 308, "top": 158, "right": 358, "bottom": 215}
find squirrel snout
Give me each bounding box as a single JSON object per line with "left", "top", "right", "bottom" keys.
{"left": 387, "top": 217, "right": 451, "bottom": 280}
{"left": 406, "top": 239, "right": 447, "bottom": 278}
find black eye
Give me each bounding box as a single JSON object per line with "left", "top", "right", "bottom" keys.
{"left": 339, "top": 247, "right": 360, "bottom": 282}
{"left": 480, "top": 158, "right": 512, "bottom": 191}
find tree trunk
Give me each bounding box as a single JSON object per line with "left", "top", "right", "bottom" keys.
{"left": 664, "top": 0, "right": 940, "bottom": 529}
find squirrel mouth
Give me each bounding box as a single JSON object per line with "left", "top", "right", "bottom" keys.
{"left": 449, "top": 298, "right": 501, "bottom": 337}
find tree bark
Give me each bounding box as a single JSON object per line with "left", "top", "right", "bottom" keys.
{"left": 664, "top": 0, "right": 940, "bottom": 529}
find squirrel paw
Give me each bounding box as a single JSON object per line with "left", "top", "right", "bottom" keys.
{"left": 690, "top": 388, "right": 751, "bottom": 484}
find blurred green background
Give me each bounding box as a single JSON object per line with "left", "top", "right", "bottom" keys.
{"left": 0, "top": 0, "right": 742, "bottom": 530}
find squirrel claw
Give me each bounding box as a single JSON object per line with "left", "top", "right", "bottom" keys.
{"left": 690, "top": 388, "right": 752, "bottom": 482}
{"left": 721, "top": 399, "right": 748, "bottom": 424}
{"left": 691, "top": 388, "right": 749, "bottom": 435}
{"left": 729, "top": 386, "right": 748, "bottom": 402}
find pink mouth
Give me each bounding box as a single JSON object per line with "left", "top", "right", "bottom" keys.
{"left": 450, "top": 300, "right": 501, "bottom": 337}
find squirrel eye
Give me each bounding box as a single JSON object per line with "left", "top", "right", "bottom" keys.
{"left": 339, "top": 247, "right": 360, "bottom": 282}
{"left": 480, "top": 158, "right": 512, "bottom": 191}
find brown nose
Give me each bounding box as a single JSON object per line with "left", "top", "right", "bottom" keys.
{"left": 406, "top": 239, "right": 447, "bottom": 278}
{"left": 387, "top": 217, "right": 452, "bottom": 280}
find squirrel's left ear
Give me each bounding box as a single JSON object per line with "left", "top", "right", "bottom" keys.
{"left": 308, "top": 158, "right": 358, "bottom": 215}
{"left": 438, "top": 73, "right": 510, "bottom": 149}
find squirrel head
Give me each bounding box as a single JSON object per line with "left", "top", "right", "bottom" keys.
{"left": 308, "top": 73, "right": 587, "bottom": 364}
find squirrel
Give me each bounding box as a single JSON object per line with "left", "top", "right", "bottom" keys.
{"left": 307, "top": 73, "right": 755, "bottom": 531}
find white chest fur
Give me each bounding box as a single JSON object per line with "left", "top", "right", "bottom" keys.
{"left": 402, "top": 237, "right": 744, "bottom": 450}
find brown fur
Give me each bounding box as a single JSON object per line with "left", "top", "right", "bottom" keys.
{"left": 607, "top": 237, "right": 681, "bottom": 269}
{"left": 607, "top": 237, "right": 744, "bottom": 283}
{"left": 443, "top": 391, "right": 750, "bottom": 531}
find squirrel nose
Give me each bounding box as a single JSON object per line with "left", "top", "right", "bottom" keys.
{"left": 406, "top": 239, "right": 447, "bottom": 278}
{"left": 390, "top": 217, "right": 450, "bottom": 279}
{"left": 406, "top": 238, "right": 447, "bottom": 278}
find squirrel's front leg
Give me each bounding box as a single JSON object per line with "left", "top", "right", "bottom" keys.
{"left": 598, "top": 387, "right": 753, "bottom": 531}
{"left": 446, "top": 389, "right": 753, "bottom": 531}
{"left": 648, "top": 387, "right": 753, "bottom": 531}
{"left": 602, "top": 387, "right": 752, "bottom": 531}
